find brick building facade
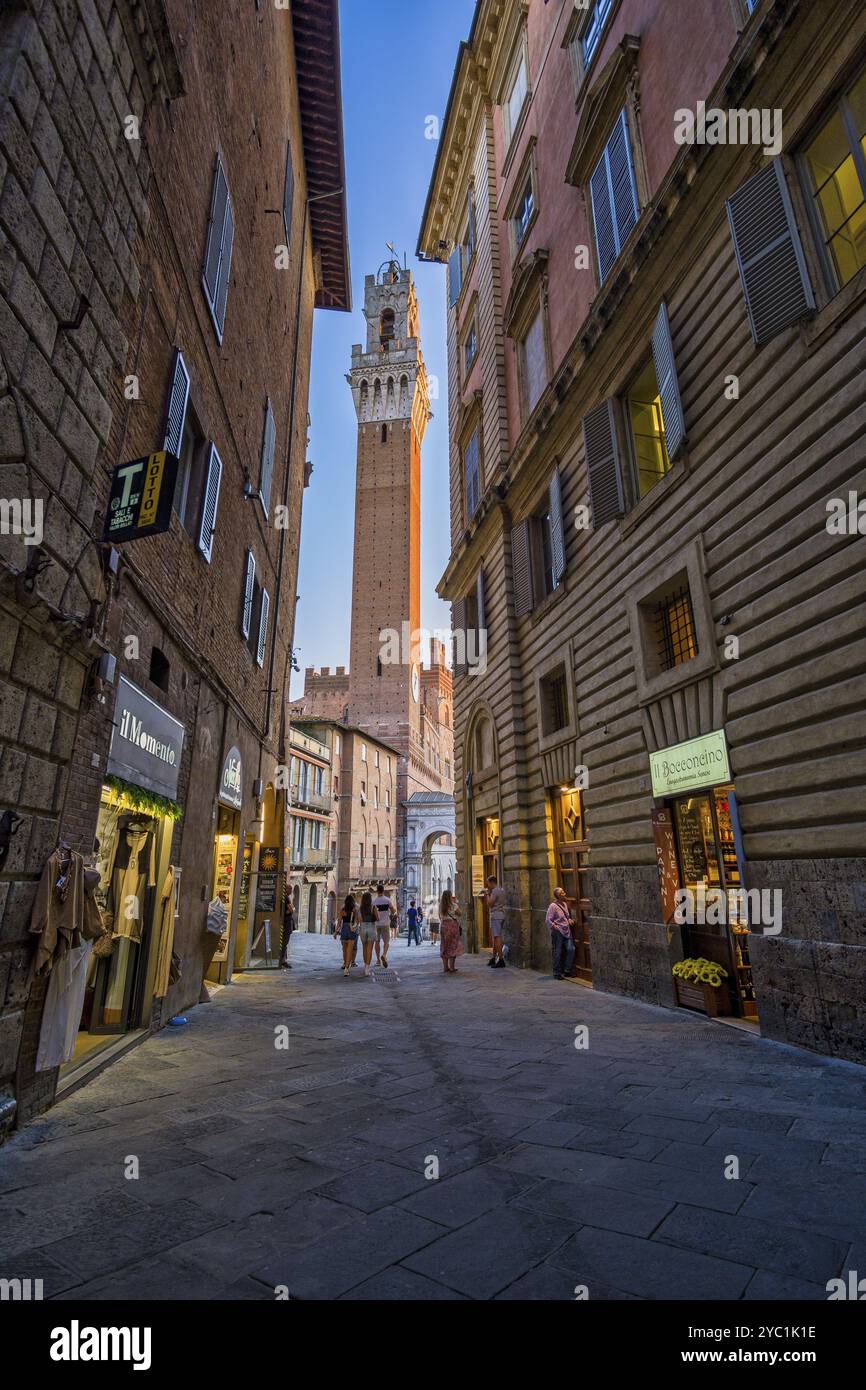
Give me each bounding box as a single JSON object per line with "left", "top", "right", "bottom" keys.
{"left": 419, "top": 0, "right": 866, "bottom": 1062}
{"left": 0, "top": 0, "right": 349, "bottom": 1138}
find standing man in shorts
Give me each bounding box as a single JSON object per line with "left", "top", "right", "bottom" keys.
{"left": 484, "top": 875, "right": 507, "bottom": 968}
{"left": 373, "top": 881, "right": 394, "bottom": 968}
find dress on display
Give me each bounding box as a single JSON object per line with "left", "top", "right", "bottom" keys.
{"left": 107, "top": 820, "right": 156, "bottom": 943}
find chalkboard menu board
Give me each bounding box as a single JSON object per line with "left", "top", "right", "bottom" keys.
{"left": 674, "top": 800, "right": 709, "bottom": 883}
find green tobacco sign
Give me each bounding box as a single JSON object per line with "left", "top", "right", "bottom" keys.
{"left": 650, "top": 730, "right": 731, "bottom": 798}
{"left": 103, "top": 452, "right": 178, "bottom": 543}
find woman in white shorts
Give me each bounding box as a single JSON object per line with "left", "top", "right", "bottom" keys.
{"left": 358, "top": 891, "right": 378, "bottom": 977}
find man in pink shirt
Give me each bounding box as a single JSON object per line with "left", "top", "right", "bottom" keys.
{"left": 545, "top": 886, "right": 575, "bottom": 981}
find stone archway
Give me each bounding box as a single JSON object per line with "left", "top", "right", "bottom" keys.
{"left": 403, "top": 791, "right": 455, "bottom": 919}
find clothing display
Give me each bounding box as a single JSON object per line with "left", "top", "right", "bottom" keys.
{"left": 106, "top": 819, "right": 156, "bottom": 942}
{"left": 30, "top": 847, "right": 105, "bottom": 976}
{"left": 36, "top": 940, "right": 94, "bottom": 1070}
{"left": 153, "top": 867, "right": 176, "bottom": 999}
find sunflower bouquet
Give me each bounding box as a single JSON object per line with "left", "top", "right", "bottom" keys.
{"left": 672, "top": 957, "right": 729, "bottom": 990}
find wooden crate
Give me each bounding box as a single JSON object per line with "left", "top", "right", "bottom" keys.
{"left": 674, "top": 978, "right": 731, "bottom": 1018}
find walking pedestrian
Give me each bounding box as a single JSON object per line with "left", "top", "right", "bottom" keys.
{"left": 428, "top": 905, "right": 439, "bottom": 947}
{"left": 406, "top": 899, "right": 421, "bottom": 946}
{"left": 279, "top": 891, "right": 295, "bottom": 969}
{"left": 438, "top": 890, "right": 464, "bottom": 974}
{"left": 358, "top": 890, "right": 378, "bottom": 977}
{"left": 338, "top": 894, "right": 360, "bottom": 976}
{"left": 483, "top": 875, "right": 507, "bottom": 968}
{"left": 372, "top": 880, "right": 394, "bottom": 968}
{"left": 546, "top": 886, "right": 575, "bottom": 980}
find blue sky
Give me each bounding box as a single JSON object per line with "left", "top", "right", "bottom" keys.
{"left": 290, "top": 0, "right": 474, "bottom": 697}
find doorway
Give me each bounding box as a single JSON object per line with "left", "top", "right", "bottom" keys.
{"left": 670, "top": 784, "right": 757, "bottom": 1020}
{"left": 551, "top": 786, "right": 592, "bottom": 981}
{"left": 307, "top": 883, "right": 318, "bottom": 932}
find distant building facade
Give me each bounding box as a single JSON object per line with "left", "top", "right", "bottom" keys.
{"left": 419, "top": 0, "right": 866, "bottom": 1062}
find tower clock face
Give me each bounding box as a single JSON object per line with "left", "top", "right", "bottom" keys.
{"left": 411, "top": 664, "right": 420, "bottom": 703}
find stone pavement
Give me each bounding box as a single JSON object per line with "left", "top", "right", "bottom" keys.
{"left": 2, "top": 934, "right": 866, "bottom": 1301}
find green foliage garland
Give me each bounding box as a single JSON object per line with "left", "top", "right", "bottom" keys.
{"left": 103, "top": 774, "right": 183, "bottom": 822}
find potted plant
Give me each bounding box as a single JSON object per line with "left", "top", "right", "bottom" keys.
{"left": 672, "top": 957, "right": 731, "bottom": 1017}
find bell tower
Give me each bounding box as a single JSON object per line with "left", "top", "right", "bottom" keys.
{"left": 346, "top": 261, "right": 430, "bottom": 763}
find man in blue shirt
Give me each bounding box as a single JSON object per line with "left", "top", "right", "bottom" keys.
{"left": 406, "top": 899, "right": 421, "bottom": 946}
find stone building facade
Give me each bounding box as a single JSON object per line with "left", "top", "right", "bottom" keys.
{"left": 0, "top": 0, "right": 349, "bottom": 1137}
{"left": 287, "top": 722, "right": 333, "bottom": 936}
{"left": 419, "top": 0, "right": 866, "bottom": 1062}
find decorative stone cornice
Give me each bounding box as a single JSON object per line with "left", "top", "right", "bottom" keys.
{"left": 565, "top": 33, "right": 641, "bottom": 188}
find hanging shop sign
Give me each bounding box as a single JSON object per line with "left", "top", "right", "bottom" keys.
{"left": 650, "top": 730, "right": 731, "bottom": 799}
{"left": 107, "top": 677, "right": 185, "bottom": 801}
{"left": 219, "top": 746, "right": 243, "bottom": 809}
{"left": 102, "top": 452, "right": 179, "bottom": 544}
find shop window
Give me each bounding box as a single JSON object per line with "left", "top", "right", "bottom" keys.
{"left": 148, "top": 647, "right": 170, "bottom": 693}
{"left": 800, "top": 68, "right": 866, "bottom": 292}
{"left": 540, "top": 667, "right": 570, "bottom": 737}
{"left": 653, "top": 584, "right": 698, "bottom": 673}
{"left": 626, "top": 357, "right": 670, "bottom": 498}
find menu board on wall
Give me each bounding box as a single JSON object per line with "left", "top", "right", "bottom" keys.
{"left": 675, "top": 801, "right": 709, "bottom": 883}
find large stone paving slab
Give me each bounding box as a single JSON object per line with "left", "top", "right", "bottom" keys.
{"left": 0, "top": 933, "right": 865, "bottom": 1300}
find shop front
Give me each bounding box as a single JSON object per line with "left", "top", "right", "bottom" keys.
{"left": 207, "top": 746, "right": 244, "bottom": 985}
{"left": 650, "top": 731, "right": 757, "bottom": 1023}
{"left": 62, "top": 678, "right": 185, "bottom": 1076}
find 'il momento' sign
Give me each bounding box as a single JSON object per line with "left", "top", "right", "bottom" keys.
{"left": 107, "top": 677, "right": 185, "bottom": 800}
{"left": 650, "top": 730, "right": 731, "bottom": 798}
{"left": 103, "top": 452, "right": 178, "bottom": 543}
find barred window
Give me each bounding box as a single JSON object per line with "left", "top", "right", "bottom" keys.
{"left": 655, "top": 587, "right": 697, "bottom": 671}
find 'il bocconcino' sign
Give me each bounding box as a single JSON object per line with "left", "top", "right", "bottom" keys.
{"left": 107, "top": 676, "right": 185, "bottom": 801}
{"left": 650, "top": 730, "right": 731, "bottom": 798}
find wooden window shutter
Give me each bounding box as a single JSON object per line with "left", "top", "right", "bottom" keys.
{"left": 609, "top": 108, "right": 639, "bottom": 257}
{"left": 241, "top": 549, "right": 256, "bottom": 638}
{"left": 582, "top": 399, "right": 624, "bottom": 528}
{"left": 464, "top": 430, "right": 481, "bottom": 519}
{"left": 650, "top": 300, "right": 686, "bottom": 459}
{"left": 511, "top": 518, "right": 534, "bottom": 617}
{"left": 163, "top": 350, "right": 190, "bottom": 458}
{"left": 213, "top": 196, "right": 235, "bottom": 337}
{"left": 448, "top": 246, "right": 462, "bottom": 307}
{"left": 476, "top": 566, "right": 487, "bottom": 635}
{"left": 203, "top": 158, "right": 229, "bottom": 305}
{"left": 198, "top": 442, "right": 223, "bottom": 562}
{"left": 726, "top": 158, "right": 814, "bottom": 346}
{"left": 591, "top": 109, "right": 639, "bottom": 284}
{"left": 283, "top": 140, "right": 294, "bottom": 241}
{"left": 260, "top": 399, "right": 276, "bottom": 514}
{"left": 452, "top": 596, "right": 468, "bottom": 677}
{"left": 548, "top": 466, "right": 566, "bottom": 585}
{"left": 257, "top": 588, "right": 270, "bottom": 667}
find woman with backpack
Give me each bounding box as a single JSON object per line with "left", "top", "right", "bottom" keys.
{"left": 338, "top": 893, "right": 360, "bottom": 977}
